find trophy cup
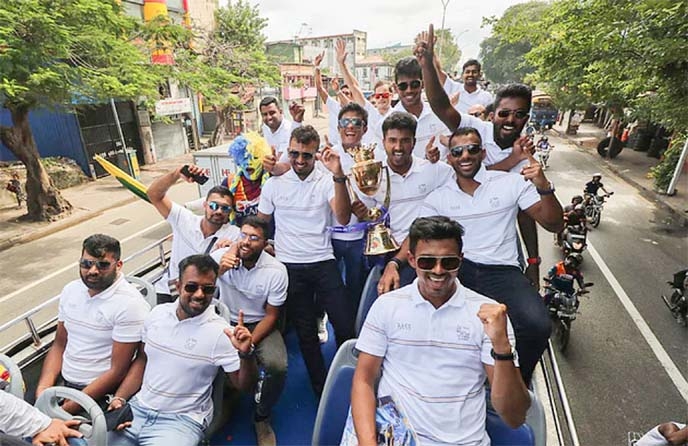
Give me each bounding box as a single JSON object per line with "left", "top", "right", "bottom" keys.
{"left": 346, "top": 144, "right": 400, "bottom": 256}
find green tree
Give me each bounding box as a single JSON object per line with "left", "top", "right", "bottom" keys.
{"left": 174, "top": 0, "right": 280, "bottom": 146}
{"left": 435, "top": 29, "right": 462, "bottom": 75}
{"left": 0, "top": 0, "right": 174, "bottom": 221}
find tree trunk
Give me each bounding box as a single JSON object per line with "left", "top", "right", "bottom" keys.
{"left": 209, "top": 107, "right": 227, "bottom": 147}
{"left": 0, "top": 104, "right": 72, "bottom": 221}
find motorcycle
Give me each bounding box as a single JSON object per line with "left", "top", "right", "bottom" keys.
{"left": 543, "top": 280, "right": 594, "bottom": 352}
{"left": 536, "top": 142, "right": 553, "bottom": 170}
{"left": 561, "top": 225, "right": 587, "bottom": 264}
{"left": 661, "top": 269, "right": 688, "bottom": 326}
{"left": 584, "top": 192, "right": 612, "bottom": 227}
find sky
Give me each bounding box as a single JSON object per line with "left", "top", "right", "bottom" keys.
{"left": 221, "top": 0, "right": 526, "bottom": 65}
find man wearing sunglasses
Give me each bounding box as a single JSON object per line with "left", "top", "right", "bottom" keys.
{"left": 37, "top": 234, "right": 151, "bottom": 413}
{"left": 257, "top": 125, "right": 355, "bottom": 397}
{"left": 148, "top": 164, "right": 241, "bottom": 304}
{"left": 106, "top": 254, "right": 257, "bottom": 446}
{"left": 211, "top": 217, "right": 288, "bottom": 445}
{"left": 352, "top": 216, "right": 529, "bottom": 445}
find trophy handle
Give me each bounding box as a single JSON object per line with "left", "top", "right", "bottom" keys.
{"left": 382, "top": 166, "right": 392, "bottom": 210}
{"left": 346, "top": 176, "right": 360, "bottom": 205}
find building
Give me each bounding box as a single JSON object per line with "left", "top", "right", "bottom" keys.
{"left": 354, "top": 54, "right": 393, "bottom": 92}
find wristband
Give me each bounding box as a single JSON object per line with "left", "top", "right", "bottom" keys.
{"left": 388, "top": 257, "right": 403, "bottom": 269}
{"left": 536, "top": 181, "right": 555, "bottom": 195}
{"left": 490, "top": 348, "right": 516, "bottom": 361}
{"left": 333, "top": 175, "right": 347, "bottom": 184}
{"left": 527, "top": 257, "right": 541, "bottom": 266}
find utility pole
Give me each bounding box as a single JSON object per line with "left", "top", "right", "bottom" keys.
{"left": 438, "top": 0, "right": 450, "bottom": 60}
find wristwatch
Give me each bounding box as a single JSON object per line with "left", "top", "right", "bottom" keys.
{"left": 536, "top": 181, "right": 555, "bottom": 195}
{"left": 333, "top": 175, "right": 347, "bottom": 184}
{"left": 490, "top": 348, "right": 516, "bottom": 361}
{"left": 238, "top": 343, "right": 256, "bottom": 359}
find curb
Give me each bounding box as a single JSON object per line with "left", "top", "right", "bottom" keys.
{"left": 0, "top": 195, "right": 139, "bottom": 253}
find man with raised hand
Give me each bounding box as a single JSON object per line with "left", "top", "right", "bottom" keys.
{"left": 259, "top": 96, "right": 305, "bottom": 155}
{"left": 439, "top": 59, "right": 494, "bottom": 113}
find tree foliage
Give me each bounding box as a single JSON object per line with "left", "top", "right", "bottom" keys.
{"left": 435, "top": 29, "right": 462, "bottom": 75}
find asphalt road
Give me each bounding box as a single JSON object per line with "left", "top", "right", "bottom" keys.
{"left": 537, "top": 135, "right": 687, "bottom": 445}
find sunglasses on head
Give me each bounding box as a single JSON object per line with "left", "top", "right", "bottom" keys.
{"left": 396, "top": 80, "right": 422, "bottom": 91}
{"left": 208, "top": 201, "right": 232, "bottom": 213}
{"left": 496, "top": 109, "right": 529, "bottom": 119}
{"left": 338, "top": 117, "right": 365, "bottom": 128}
{"left": 183, "top": 282, "right": 217, "bottom": 295}
{"left": 79, "top": 259, "right": 113, "bottom": 270}
{"left": 288, "top": 150, "right": 314, "bottom": 160}
{"left": 373, "top": 92, "right": 390, "bottom": 99}
{"left": 240, "top": 232, "right": 263, "bottom": 242}
{"left": 449, "top": 144, "right": 482, "bottom": 157}
{"left": 416, "top": 256, "right": 462, "bottom": 271}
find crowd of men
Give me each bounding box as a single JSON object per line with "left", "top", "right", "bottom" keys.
{"left": 9, "top": 23, "right": 647, "bottom": 446}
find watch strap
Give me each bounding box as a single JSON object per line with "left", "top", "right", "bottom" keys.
{"left": 490, "top": 348, "right": 515, "bottom": 361}
{"left": 238, "top": 343, "right": 256, "bottom": 359}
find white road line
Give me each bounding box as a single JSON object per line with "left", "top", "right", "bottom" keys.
{"left": 0, "top": 221, "right": 166, "bottom": 305}
{"left": 587, "top": 241, "right": 688, "bottom": 403}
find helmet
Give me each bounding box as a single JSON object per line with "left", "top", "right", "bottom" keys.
{"left": 542, "top": 136, "right": 548, "bottom": 142}
{"left": 574, "top": 204, "right": 585, "bottom": 211}
{"left": 572, "top": 195, "right": 583, "bottom": 204}
{"left": 592, "top": 173, "right": 602, "bottom": 179}
{"left": 564, "top": 255, "right": 580, "bottom": 268}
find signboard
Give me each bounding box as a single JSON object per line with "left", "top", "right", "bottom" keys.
{"left": 155, "top": 97, "right": 192, "bottom": 116}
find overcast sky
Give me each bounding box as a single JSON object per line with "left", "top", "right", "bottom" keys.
{"left": 224, "top": 0, "right": 525, "bottom": 64}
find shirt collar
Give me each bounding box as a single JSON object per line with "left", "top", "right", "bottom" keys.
{"left": 171, "top": 300, "right": 216, "bottom": 324}
{"left": 474, "top": 163, "right": 489, "bottom": 183}
{"left": 410, "top": 278, "right": 467, "bottom": 309}
{"left": 392, "top": 101, "right": 431, "bottom": 119}
{"left": 386, "top": 155, "right": 423, "bottom": 178}
{"left": 285, "top": 165, "right": 321, "bottom": 183}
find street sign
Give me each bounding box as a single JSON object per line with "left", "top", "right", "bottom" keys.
{"left": 154, "top": 97, "right": 192, "bottom": 116}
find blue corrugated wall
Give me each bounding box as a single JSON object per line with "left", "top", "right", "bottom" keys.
{"left": 0, "top": 108, "right": 89, "bottom": 175}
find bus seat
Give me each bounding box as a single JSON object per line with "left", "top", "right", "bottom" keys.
{"left": 125, "top": 276, "right": 156, "bottom": 308}
{"left": 203, "top": 370, "right": 227, "bottom": 441}
{"left": 0, "top": 353, "right": 25, "bottom": 399}
{"left": 213, "top": 299, "right": 232, "bottom": 324}
{"left": 355, "top": 265, "right": 382, "bottom": 336}
{"left": 35, "top": 386, "right": 107, "bottom": 446}
{"left": 312, "top": 339, "right": 359, "bottom": 446}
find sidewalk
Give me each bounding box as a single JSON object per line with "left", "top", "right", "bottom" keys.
{"left": 553, "top": 122, "right": 688, "bottom": 225}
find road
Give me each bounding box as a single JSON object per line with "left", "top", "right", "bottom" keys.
{"left": 536, "top": 134, "right": 687, "bottom": 444}
{"left": 0, "top": 133, "right": 686, "bottom": 444}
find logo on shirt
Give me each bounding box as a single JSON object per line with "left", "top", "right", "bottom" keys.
{"left": 255, "top": 283, "right": 265, "bottom": 294}
{"left": 277, "top": 195, "right": 290, "bottom": 203}
{"left": 456, "top": 325, "right": 471, "bottom": 341}
{"left": 418, "top": 183, "right": 427, "bottom": 194}
{"left": 489, "top": 197, "right": 500, "bottom": 209}
{"left": 184, "top": 338, "right": 198, "bottom": 350}
{"left": 396, "top": 322, "right": 412, "bottom": 331}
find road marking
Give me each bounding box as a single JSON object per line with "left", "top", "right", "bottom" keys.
{"left": 0, "top": 221, "right": 166, "bottom": 305}
{"left": 587, "top": 241, "right": 688, "bottom": 403}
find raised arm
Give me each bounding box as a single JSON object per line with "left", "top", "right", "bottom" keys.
{"left": 313, "top": 51, "right": 329, "bottom": 105}
{"left": 147, "top": 165, "right": 197, "bottom": 218}
{"left": 522, "top": 152, "right": 564, "bottom": 233}
{"left": 335, "top": 39, "right": 367, "bottom": 106}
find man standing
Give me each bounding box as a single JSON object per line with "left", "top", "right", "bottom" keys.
{"left": 257, "top": 125, "right": 354, "bottom": 397}
{"left": 440, "top": 59, "right": 494, "bottom": 113}
{"left": 37, "top": 234, "right": 150, "bottom": 412}
{"left": 107, "top": 254, "right": 257, "bottom": 446}
{"left": 212, "top": 217, "right": 288, "bottom": 446}
{"left": 351, "top": 216, "right": 530, "bottom": 444}
{"left": 148, "top": 164, "right": 240, "bottom": 303}
{"left": 259, "top": 96, "right": 304, "bottom": 154}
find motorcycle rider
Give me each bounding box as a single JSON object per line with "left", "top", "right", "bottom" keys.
{"left": 536, "top": 136, "right": 550, "bottom": 151}
{"left": 557, "top": 204, "right": 588, "bottom": 246}
{"left": 563, "top": 195, "right": 584, "bottom": 213}
{"left": 584, "top": 173, "right": 612, "bottom": 204}
{"left": 543, "top": 255, "right": 586, "bottom": 308}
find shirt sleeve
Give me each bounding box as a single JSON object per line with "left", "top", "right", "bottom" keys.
{"left": 355, "top": 297, "right": 389, "bottom": 358}
{"left": 257, "top": 178, "right": 275, "bottom": 215}
{"left": 213, "top": 324, "right": 241, "bottom": 373}
{"left": 211, "top": 247, "right": 229, "bottom": 264}
{"left": 326, "top": 97, "right": 340, "bottom": 115}
{"left": 0, "top": 390, "right": 52, "bottom": 438}
{"left": 112, "top": 291, "right": 150, "bottom": 343}
{"left": 443, "top": 77, "right": 462, "bottom": 96}
{"left": 266, "top": 266, "right": 288, "bottom": 308}
{"left": 518, "top": 180, "right": 542, "bottom": 212}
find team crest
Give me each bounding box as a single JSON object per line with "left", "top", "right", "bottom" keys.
{"left": 456, "top": 325, "right": 471, "bottom": 341}
{"left": 489, "top": 197, "right": 500, "bottom": 209}
{"left": 184, "top": 338, "right": 198, "bottom": 350}
{"left": 418, "top": 183, "right": 427, "bottom": 194}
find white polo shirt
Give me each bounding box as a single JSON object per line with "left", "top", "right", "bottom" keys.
{"left": 135, "top": 303, "right": 240, "bottom": 426}
{"left": 0, "top": 385, "right": 51, "bottom": 438}
{"left": 258, "top": 167, "right": 337, "bottom": 264}
{"left": 388, "top": 101, "right": 451, "bottom": 159}
{"left": 357, "top": 279, "right": 517, "bottom": 446}
{"left": 211, "top": 249, "right": 288, "bottom": 324}
{"left": 262, "top": 118, "right": 301, "bottom": 154}
{"left": 420, "top": 165, "right": 540, "bottom": 266}
{"left": 155, "top": 203, "right": 240, "bottom": 294}
{"left": 58, "top": 274, "right": 150, "bottom": 385}
{"left": 459, "top": 114, "right": 528, "bottom": 173}
{"left": 361, "top": 156, "right": 454, "bottom": 243}
{"left": 444, "top": 78, "right": 494, "bottom": 113}
{"left": 329, "top": 97, "right": 381, "bottom": 148}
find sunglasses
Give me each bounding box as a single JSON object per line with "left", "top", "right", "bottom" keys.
{"left": 373, "top": 92, "right": 390, "bottom": 99}
{"left": 449, "top": 144, "right": 482, "bottom": 157}
{"left": 469, "top": 112, "right": 484, "bottom": 117}
{"left": 396, "top": 80, "right": 422, "bottom": 91}
{"left": 208, "top": 201, "right": 232, "bottom": 213}
{"left": 416, "top": 256, "right": 462, "bottom": 272}
{"left": 240, "top": 232, "right": 263, "bottom": 242}
{"left": 79, "top": 259, "right": 113, "bottom": 270}
{"left": 288, "top": 150, "right": 314, "bottom": 160}
{"left": 183, "top": 282, "right": 217, "bottom": 295}
{"left": 338, "top": 118, "right": 365, "bottom": 128}
{"left": 496, "top": 109, "right": 529, "bottom": 120}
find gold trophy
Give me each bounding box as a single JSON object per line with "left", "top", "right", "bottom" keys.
{"left": 346, "top": 144, "right": 400, "bottom": 255}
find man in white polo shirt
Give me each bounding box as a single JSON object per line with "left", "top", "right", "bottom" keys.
{"left": 351, "top": 216, "right": 530, "bottom": 445}
{"left": 257, "top": 125, "right": 355, "bottom": 397}
{"left": 36, "top": 234, "right": 150, "bottom": 413}
{"left": 440, "top": 59, "right": 494, "bottom": 113}
{"left": 212, "top": 217, "right": 287, "bottom": 446}
{"left": 259, "top": 96, "right": 303, "bottom": 155}
{"left": 107, "top": 254, "right": 257, "bottom": 446}
{"left": 148, "top": 164, "right": 240, "bottom": 303}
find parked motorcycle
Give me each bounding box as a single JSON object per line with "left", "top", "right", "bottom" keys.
{"left": 561, "top": 225, "right": 587, "bottom": 264}
{"left": 661, "top": 269, "right": 688, "bottom": 326}
{"left": 543, "top": 280, "right": 594, "bottom": 352}
{"left": 584, "top": 192, "right": 613, "bottom": 228}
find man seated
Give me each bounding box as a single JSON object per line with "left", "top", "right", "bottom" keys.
{"left": 211, "top": 217, "right": 288, "bottom": 446}
{"left": 584, "top": 173, "right": 611, "bottom": 203}
{"left": 543, "top": 255, "right": 586, "bottom": 308}
{"left": 557, "top": 203, "right": 587, "bottom": 246}
{"left": 36, "top": 234, "right": 150, "bottom": 413}
{"left": 107, "top": 254, "right": 257, "bottom": 446}
{"left": 351, "top": 216, "right": 530, "bottom": 444}
{"left": 563, "top": 195, "right": 584, "bottom": 213}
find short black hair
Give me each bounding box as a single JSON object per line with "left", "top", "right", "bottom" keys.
{"left": 338, "top": 102, "right": 368, "bottom": 124}
{"left": 463, "top": 59, "right": 481, "bottom": 72}
{"left": 259, "top": 96, "right": 280, "bottom": 110}
{"left": 382, "top": 112, "right": 417, "bottom": 139}
{"left": 206, "top": 185, "right": 233, "bottom": 203}
{"left": 341, "top": 84, "right": 350, "bottom": 90}
{"left": 241, "top": 216, "right": 270, "bottom": 240}
{"left": 394, "top": 57, "right": 422, "bottom": 83}
{"left": 448, "top": 127, "right": 483, "bottom": 147}
{"left": 178, "top": 254, "right": 219, "bottom": 281}
{"left": 409, "top": 216, "right": 464, "bottom": 254}
{"left": 290, "top": 125, "right": 320, "bottom": 148}
{"left": 82, "top": 234, "right": 121, "bottom": 261}
{"left": 485, "top": 103, "right": 494, "bottom": 115}
{"left": 494, "top": 84, "right": 532, "bottom": 112}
